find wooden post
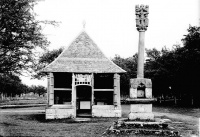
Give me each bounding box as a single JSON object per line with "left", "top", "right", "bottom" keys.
{"left": 49, "top": 73, "right": 54, "bottom": 105}
{"left": 114, "top": 74, "right": 120, "bottom": 106}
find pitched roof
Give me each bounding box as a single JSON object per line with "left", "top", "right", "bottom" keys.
{"left": 41, "top": 31, "right": 126, "bottom": 73}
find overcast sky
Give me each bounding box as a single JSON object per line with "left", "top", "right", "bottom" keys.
{"left": 21, "top": 0, "right": 199, "bottom": 87}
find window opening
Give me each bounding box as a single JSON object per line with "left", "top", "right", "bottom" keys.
{"left": 94, "top": 91, "right": 113, "bottom": 105}
{"left": 54, "top": 73, "right": 72, "bottom": 88}
{"left": 54, "top": 90, "right": 71, "bottom": 105}
{"left": 94, "top": 74, "right": 113, "bottom": 89}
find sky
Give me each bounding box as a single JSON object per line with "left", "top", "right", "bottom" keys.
{"left": 21, "top": 0, "right": 199, "bottom": 87}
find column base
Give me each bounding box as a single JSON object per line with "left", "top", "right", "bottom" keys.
{"left": 128, "top": 104, "right": 154, "bottom": 120}
{"left": 129, "top": 112, "right": 154, "bottom": 120}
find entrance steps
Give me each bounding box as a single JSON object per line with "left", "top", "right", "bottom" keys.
{"left": 74, "top": 118, "right": 91, "bottom": 122}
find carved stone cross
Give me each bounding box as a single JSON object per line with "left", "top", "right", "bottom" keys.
{"left": 135, "top": 5, "right": 149, "bottom": 31}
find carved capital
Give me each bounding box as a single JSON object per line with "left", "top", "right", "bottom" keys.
{"left": 135, "top": 5, "right": 149, "bottom": 31}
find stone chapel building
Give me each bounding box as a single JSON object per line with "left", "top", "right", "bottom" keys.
{"left": 42, "top": 31, "right": 126, "bottom": 119}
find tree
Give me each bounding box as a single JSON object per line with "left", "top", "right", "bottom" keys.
{"left": 0, "top": 73, "right": 27, "bottom": 97}
{"left": 29, "top": 85, "right": 46, "bottom": 96}
{"left": 179, "top": 26, "right": 200, "bottom": 105}
{"left": 32, "top": 47, "right": 63, "bottom": 79}
{"left": 145, "top": 47, "right": 180, "bottom": 96}
{"left": 0, "top": 0, "right": 56, "bottom": 74}
{"left": 145, "top": 25, "right": 200, "bottom": 106}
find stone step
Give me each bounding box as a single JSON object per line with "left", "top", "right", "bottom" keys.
{"left": 123, "top": 121, "right": 168, "bottom": 129}
{"left": 114, "top": 120, "right": 168, "bottom": 130}
{"left": 104, "top": 126, "right": 180, "bottom": 136}
{"left": 74, "top": 118, "right": 91, "bottom": 122}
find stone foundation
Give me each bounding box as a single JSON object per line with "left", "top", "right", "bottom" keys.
{"left": 45, "top": 105, "right": 75, "bottom": 119}
{"left": 92, "top": 105, "right": 121, "bottom": 117}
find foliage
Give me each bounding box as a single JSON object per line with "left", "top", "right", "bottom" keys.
{"left": 145, "top": 25, "right": 200, "bottom": 106}
{"left": 0, "top": 73, "right": 28, "bottom": 96}
{"left": 0, "top": 73, "right": 46, "bottom": 97}
{"left": 0, "top": 0, "right": 56, "bottom": 74}
{"left": 28, "top": 85, "right": 46, "bottom": 96}
{"left": 32, "top": 47, "right": 63, "bottom": 79}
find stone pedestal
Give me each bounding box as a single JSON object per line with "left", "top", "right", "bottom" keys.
{"left": 129, "top": 104, "right": 154, "bottom": 120}
{"left": 130, "top": 78, "right": 152, "bottom": 99}
{"left": 128, "top": 78, "right": 155, "bottom": 120}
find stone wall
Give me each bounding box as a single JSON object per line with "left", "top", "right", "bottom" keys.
{"left": 92, "top": 105, "right": 121, "bottom": 117}
{"left": 46, "top": 105, "right": 75, "bottom": 119}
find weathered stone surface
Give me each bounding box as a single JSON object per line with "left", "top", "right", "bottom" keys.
{"left": 145, "top": 88, "right": 152, "bottom": 98}
{"left": 46, "top": 107, "right": 75, "bottom": 119}
{"left": 129, "top": 78, "right": 152, "bottom": 99}
{"left": 135, "top": 5, "right": 149, "bottom": 31}
{"left": 92, "top": 105, "right": 121, "bottom": 117}
{"left": 129, "top": 112, "right": 154, "bottom": 120}
{"left": 130, "top": 104, "right": 152, "bottom": 113}
{"left": 130, "top": 78, "right": 152, "bottom": 88}
{"left": 130, "top": 88, "right": 137, "bottom": 98}
{"left": 126, "top": 98, "right": 156, "bottom": 104}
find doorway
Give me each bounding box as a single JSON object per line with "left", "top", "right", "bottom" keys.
{"left": 76, "top": 86, "right": 92, "bottom": 117}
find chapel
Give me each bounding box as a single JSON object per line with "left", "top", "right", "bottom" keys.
{"left": 42, "top": 31, "right": 126, "bottom": 119}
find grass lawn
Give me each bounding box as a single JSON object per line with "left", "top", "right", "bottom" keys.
{"left": 0, "top": 99, "right": 199, "bottom": 137}
{"left": 0, "top": 112, "right": 118, "bottom": 137}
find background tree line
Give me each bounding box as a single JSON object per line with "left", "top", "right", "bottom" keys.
{"left": 0, "top": 73, "right": 46, "bottom": 99}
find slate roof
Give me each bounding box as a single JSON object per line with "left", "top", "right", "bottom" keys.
{"left": 41, "top": 31, "right": 126, "bottom": 73}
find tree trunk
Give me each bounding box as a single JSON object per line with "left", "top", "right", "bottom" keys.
{"left": 174, "top": 96, "right": 177, "bottom": 105}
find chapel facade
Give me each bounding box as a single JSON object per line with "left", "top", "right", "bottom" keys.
{"left": 42, "top": 31, "right": 126, "bottom": 119}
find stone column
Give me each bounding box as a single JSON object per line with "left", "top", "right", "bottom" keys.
{"left": 72, "top": 73, "right": 76, "bottom": 116}
{"left": 128, "top": 5, "right": 154, "bottom": 120}
{"left": 49, "top": 72, "right": 54, "bottom": 105}
{"left": 137, "top": 31, "right": 145, "bottom": 78}
{"left": 135, "top": 4, "right": 149, "bottom": 78}
{"left": 91, "top": 73, "right": 94, "bottom": 106}
{"left": 114, "top": 74, "right": 120, "bottom": 106}
{"left": 72, "top": 73, "right": 76, "bottom": 107}
{"left": 47, "top": 74, "right": 50, "bottom": 106}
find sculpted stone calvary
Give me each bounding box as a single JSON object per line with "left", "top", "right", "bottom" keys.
{"left": 135, "top": 5, "right": 149, "bottom": 31}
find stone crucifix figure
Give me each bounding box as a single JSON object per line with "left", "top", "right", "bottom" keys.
{"left": 135, "top": 4, "right": 149, "bottom": 78}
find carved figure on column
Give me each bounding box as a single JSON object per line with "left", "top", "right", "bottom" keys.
{"left": 135, "top": 5, "right": 149, "bottom": 31}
